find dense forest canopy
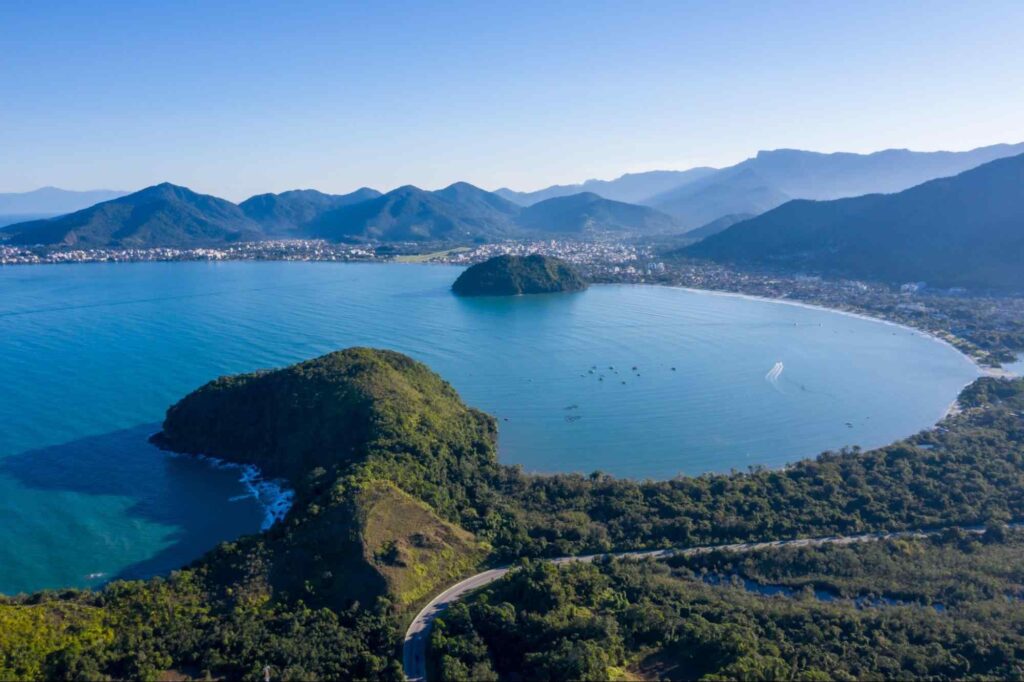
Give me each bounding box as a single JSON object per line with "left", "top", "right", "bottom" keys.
{"left": 451, "top": 254, "right": 588, "bottom": 296}
{"left": 431, "top": 529, "right": 1024, "bottom": 680}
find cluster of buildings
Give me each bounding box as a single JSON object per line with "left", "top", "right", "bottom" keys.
{"left": 431, "top": 239, "right": 658, "bottom": 273}
{"left": 0, "top": 241, "right": 377, "bottom": 265}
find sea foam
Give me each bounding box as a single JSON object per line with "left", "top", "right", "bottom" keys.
{"left": 180, "top": 453, "right": 294, "bottom": 531}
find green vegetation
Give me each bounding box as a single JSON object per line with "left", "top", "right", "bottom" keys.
{"left": 432, "top": 529, "right": 1024, "bottom": 680}
{"left": 451, "top": 254, "right": 588, "bottom": 296}
{"left": 671, "top": 527, "right": 1024, "bottom": 608}
{"left": 481, "top": 375, "right": 1024, "bottom": 559}
{"left": 0, "top": 183, "right": 261, "bottom": 248}
{"left": 2, "top": 348, "right": 1023, "bottom": 679}
{"left": 0, "top": 571, "right": 401, "bottom": 681}
{"left": 153, "top": 348, "right": 499, "bottom": 612}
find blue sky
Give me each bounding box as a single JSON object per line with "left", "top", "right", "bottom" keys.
{"left": 2, "top": 0, "right": 1022, "bottom": 200}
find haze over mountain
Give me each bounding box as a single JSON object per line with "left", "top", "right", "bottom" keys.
{"left": 682, "top": 213, "right": 755, "bottom": 241}
{"left": 517, "top": 192, "right": 678, "bottom": 234}
{"left": 495, "top": 168, "right": 717, "bottom": 206}
{"left": 505, "top": 142, "right": 1024, "bottom": 228}
{"left": 647, "top": 168, "right": 791, "bottom": 229}
{"left": 0, "top": 187, "right": 128, "bottom": 216}
{"left": 239, "top": 188, "right": 381, "bottom": 235}
{"left": 684, "top": 153, "right": 1024, "bottom": 291}
{"left": 0, "top": 183, "right": 260, "bottom": 248}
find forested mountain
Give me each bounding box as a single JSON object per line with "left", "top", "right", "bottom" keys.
{"left": 0, "top": 181, "right": 686, "bottom": 246}
{"left": 239, "top": 187, "right": 381, "bottom": 234}
{"left": 517, "top": 192, "right": 679, "bottom": 234}
{"left": 0, "top": 183, "right": 260, "bottom": 247}
{"left": 685, "top": 153, "right": 1024, "bottom": 290}
{"left": 301, "top": 183, "right": 522, "bottom": 242}
{"left": 302, "top": 184, "right": 678, "bottom": 242}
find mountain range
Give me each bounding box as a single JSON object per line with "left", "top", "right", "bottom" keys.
{"left": 683, "top": 152, "right": 1024, "bottom": 291}
{"left": 239, "top": 188, "right": 382, "bottom": 235}
{"left": 3, "top": 142, "right": 1021, "bottom": 278}
{"left": 495, "top": 167, "right": 717, "bottom": 205}
{"left": 498, "top": 142, "right": 1024, "bottom": 230}
{"left": 1, "top": 182, "right": 681, "bottom": 247}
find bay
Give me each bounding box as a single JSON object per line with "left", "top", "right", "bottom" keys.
{"left": 0, "top": 261, "right": 979, "bottom": 594}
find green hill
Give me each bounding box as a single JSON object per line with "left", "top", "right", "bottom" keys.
{"left": 302, "top": 183, "right": 521, "bottom": 243}
{"left": 153, "top": 348, "right": 495, "bottom": 608}
{"left": 685, "top": 153, "right": 1024, "bottom": 290}
{"left": 0, "top": 183, "right": 261, "bottom": 248}
{"left": 239, "top": 188, "right": 381, "bottom": 234}
{"left": 451, "top": 254, "right": 588, "bottom": 296}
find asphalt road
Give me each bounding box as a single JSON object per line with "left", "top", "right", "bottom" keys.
{"left": 402, "top": 528, "right": 947, "bottom": 681}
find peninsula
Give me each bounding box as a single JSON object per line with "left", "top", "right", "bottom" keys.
{"left": 451, "top": 254, "right": 587, "bottom": 296}
{"left": 3, "top": 349, "right": 1024, "bottom": 680}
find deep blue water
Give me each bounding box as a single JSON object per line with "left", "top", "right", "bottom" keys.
{"left": 0, "top": 261, "right": 979, "bottom": 594}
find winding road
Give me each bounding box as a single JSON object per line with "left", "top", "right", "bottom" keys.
{"left": 402, "top": 527, "right": 956, "bottom": 681}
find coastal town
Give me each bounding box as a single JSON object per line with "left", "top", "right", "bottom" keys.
{"left": 0, "top": 240, "right": 376, "bottom": 265}
{"left": 3, "top": 237, "right": 1022, "bottom": 368}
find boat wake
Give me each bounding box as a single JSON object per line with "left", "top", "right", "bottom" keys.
{"left": 765, "top": 361, "right": 784, "bottom": 383}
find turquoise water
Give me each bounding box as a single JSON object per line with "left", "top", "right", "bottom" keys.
{"left": 0, "top": 261, "right": 979, "bottom": 594}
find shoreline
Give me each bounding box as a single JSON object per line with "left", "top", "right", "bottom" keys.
{"left": 600, "top": 282, "right": 995, "bottom": 430}
{"left": 168, "top": 450, "right": 294, "bottom": 531}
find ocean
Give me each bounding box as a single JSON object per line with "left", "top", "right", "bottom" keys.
{"left": 0, "top": 261, "right": 979, "bottom": 594}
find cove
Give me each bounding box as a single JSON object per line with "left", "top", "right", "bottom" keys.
{"left": 0, "top": 261, "right": 979, "bottom": 594}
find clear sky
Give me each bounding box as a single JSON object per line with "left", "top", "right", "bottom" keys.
{"left": 2, "top": 0, "right": 1022, "bottom": 200}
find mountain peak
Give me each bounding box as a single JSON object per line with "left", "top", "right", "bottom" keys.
{"left": 685, "top": 152, "right": 1024, "bottom": 290}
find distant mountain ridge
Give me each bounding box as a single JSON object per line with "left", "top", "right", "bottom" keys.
{"left": 683, "top": 152, "right": 1024, "bottom": 291}
{"left": 0, "top": 187, "right": 128, "bottom": 215}
{"left": 517, "top": 192, "right": 678, "bottom": 234}
{"left": 4, "top": 141, "right": 1021, "bottom": 255}
{"left": 502, "top": 142, "right": 1024, "bottom": 228}
{"left": 1, "top": 181, "right": 679, "bottom": 247}
{"left": 647, "top": 168, "right": 791, "bottom": 229}
{"left": 0, "top": 183, "right": 260, "bottom": 248}
{"left": 496, "top": 168, "right": 717, "bottom": 206}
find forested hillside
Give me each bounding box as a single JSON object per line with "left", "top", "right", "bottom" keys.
{"left": 1, "top": 351, "right": 1022, "bottom": 680}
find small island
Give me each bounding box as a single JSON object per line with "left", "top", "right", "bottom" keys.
{"left": 451, "top": 254, "right": 588, "bottom": 296}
